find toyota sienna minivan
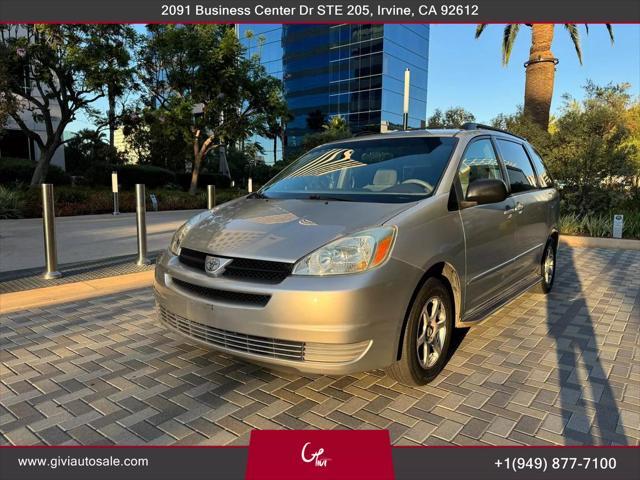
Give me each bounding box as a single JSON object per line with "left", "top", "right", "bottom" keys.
{"left": 154, "top": 123, "right": 559, "bottom": 385}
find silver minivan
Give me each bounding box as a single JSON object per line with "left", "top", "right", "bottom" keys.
{"left": 154, "top": 124, "right": 559, "bottom": 385}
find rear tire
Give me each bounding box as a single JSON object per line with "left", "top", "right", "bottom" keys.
{"left": 533, "top": 238, "right": 557, "bottom": 294}
{"left": 386, "top": 277, "right": 453, "bottom": 386}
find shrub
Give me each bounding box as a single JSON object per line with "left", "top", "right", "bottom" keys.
{"left": 83, "top": 162, "right": 115, "bottom": 187}
{"left": 558, "top": 213, "right": 581, "bottom": 236}
{"left": 176, "top": 172, "right": 231, "bottom": 190}
{"left": 82, "top": 163, "right": 177, "bottom": 188}
{"left": 0, "top": 157, "right": 70, "bottom": 185}
{"left": 558, "top": 211, "right": 639, "bottom": 239}
{"left": 0, "top": 185, "right": 25, "bottom": 219}
{"left": 580, "top": 214, "right": 610, "bottom": 238}
{"left": 0, "top": 157, "right": 33, "bottom": 184}
{"left": 10, "top": 186, "right": 244, "bottom": 218}
{"left": 117, "top": 164, "right": 176, "bottom": 188}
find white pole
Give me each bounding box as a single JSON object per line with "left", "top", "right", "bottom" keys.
{"left": 248, "top": 178, "right": 253, "bottom": 193}
{"left": 403, "top": 68, "right": 410, "bottom": 130}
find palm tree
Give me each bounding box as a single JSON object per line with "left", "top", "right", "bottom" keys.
{"left": 323, "top": 115, "right": 349, "bottom": 132}
{"left": 475, "top": 24, "right": 614, "bottom": 130}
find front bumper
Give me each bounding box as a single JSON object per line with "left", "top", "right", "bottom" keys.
{"left": 153, "top": 251, "right": 422, "bottom": 374}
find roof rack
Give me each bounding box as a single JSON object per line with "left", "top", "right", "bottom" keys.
{"left": 353, "top": 130, "right": 381, "bottom": 137}
{"left": 459, "top": 122, "right": 526, "bottom": 141}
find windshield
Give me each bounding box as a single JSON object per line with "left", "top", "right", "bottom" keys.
{"left": 259, "top": 137, "right": 458, "bottom": 203}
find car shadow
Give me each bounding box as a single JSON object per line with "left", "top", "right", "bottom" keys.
{"left": 546, "top": 246, "right": 628, "bottom": 445}
{"left": 449, "top": 326, "right": 470, "bottom": 360}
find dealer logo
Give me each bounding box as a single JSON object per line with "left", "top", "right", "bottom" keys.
{"left": 204, "top": 256, "right": 232, "bottom": 277}
{"left": 301, "top": 442, "right": 330, "bottom": 468}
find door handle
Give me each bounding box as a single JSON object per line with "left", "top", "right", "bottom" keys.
{"left": 515, "top": 202, "right": 525, "bottom": 213}
{"left": 503, "top": 205, "right": 514, "bottom": 215}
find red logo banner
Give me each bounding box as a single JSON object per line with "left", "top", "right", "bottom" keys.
{"left": 246, "top": 429, "right": 395, "bottom": 479}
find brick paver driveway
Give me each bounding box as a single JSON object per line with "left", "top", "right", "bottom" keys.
{"left": 1, "top": 246, "right": 638, "bottom": 446}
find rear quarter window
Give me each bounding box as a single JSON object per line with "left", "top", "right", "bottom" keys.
{"left": 495, "top": 139, "right": 538, "bottom": 193}
{"left": 528, "top": 148, "right": 554, "bottom": 188}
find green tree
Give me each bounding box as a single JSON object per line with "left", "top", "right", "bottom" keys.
{"left": 297, "top": 115, "right": 352, "bottom": 153}
{"left": 0, "top": 25, "right": 137, "bottom": 185}
{"left": 95, "top": 27, "right": 138, "bottom": 148}
{"left": 121, "top": 97, "right": 194, "bottom": 172}
{"left": 63, "top": 129, "right": 123, "bottom": 174}
{"left": 139, "top": 25, "right": 287, "bottom": 194}
{"left": 475, "top": 24, "right": 614, "bottom": 129}
{"left": 548, "top": 82, "right": 637, "bottom": 214}
{"left": 427, "top": 107, "right": 475, "bottom": 129}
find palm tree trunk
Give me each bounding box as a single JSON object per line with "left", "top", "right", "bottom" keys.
{"left": 524, "top": 24, "right": 556, "bottom": 130}
{"left": 273, "top": 135, "right": 277, "bottom": 163}
{"left": 108, "top": 86, "right": 116, "bottom": 148}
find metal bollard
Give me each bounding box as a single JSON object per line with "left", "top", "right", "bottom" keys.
{"left": 41, "top": 184, "right": 61, "bottom": 279}
{"left": 207, "top": 184, "right": 216, "bottom": 209}
{"left": 135, "top": 184, "right": 150, "bottom": 265}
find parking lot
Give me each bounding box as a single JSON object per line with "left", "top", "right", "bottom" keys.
{"left": 1, "top": 246, "right": 638, "bottom": 446}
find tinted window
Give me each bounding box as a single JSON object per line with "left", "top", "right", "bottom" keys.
{"left": 260, "top": 137, "right": 457, "bottom": 203}
{"left": 528, "top": 148, "right": 553, "bottom": 188}
{"left": 496, "top": 139, "right": 538, "bottom": 193}
{"left": 458, "top": 139, "right": 503, "bottom": 199}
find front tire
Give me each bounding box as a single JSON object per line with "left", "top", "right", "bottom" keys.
{"left": 386, "top": 278, "right": 453, "bottom": 386}
{"left": 534, "top": 238, "right": 557, "bottom": 294}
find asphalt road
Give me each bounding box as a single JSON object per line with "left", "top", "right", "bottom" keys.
{"left": 0, "top": 209, "right": 202, "bottom": 273}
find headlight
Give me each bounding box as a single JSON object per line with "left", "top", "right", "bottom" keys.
{"left": 292, "top": 226, "right": 396, "bottom": 276}
{"left": 169, "top": 222, "right": 190, "bottom": 255}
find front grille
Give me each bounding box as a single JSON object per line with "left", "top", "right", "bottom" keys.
{"left": 178, "top": 248, "right": 206, "bottom": 270}
{"left": 172, "top": 278, "right": 270, "bottom": 307}
{"left": 179, "top": 248, "right": 293, "bottom": 284}
{"left": 159, "top": 307, "right": 305, "bottom": 361}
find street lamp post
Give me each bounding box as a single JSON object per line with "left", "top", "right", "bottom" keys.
{"left": 403, "top": 68, "right": 411, "bottom": 131}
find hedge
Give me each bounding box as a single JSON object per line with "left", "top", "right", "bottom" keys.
{"left": 176, "top": 172, "right": 231, "bottom": 189}
{"left": 2, "top": 186, "right": 247, "bottom": 218}
{"left": 83, "top": 163, "right": 176, "bottom": 188}
{"left": 0, "top": 157, "right": 71, "bottom": 185}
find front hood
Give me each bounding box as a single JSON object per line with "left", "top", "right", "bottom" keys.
{"left": 181, "top": 197, "right": 413, "bottom": 263}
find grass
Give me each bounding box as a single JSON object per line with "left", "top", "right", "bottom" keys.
{"left": 559, "top": 211, "right": 640, "bottom": 239}
{"left": 0, "top": 185, "right": 26, "bottom": 219}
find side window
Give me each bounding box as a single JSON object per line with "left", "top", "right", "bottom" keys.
{"left": 457, "top": 138, "right": 503, "bottom": 199}
{"left": 496, "top": 139, "right": 538, "bottom": 193}
{"left": 528, "top": 148, "right": 553, "bottom": 188}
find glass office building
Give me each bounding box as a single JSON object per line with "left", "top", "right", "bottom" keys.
{"left": 239, "top": 24, "right": 430, "bottom": 163}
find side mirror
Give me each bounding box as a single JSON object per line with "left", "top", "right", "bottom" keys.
{"left": 464, "top": 178, "right": 507, "bottom": 206}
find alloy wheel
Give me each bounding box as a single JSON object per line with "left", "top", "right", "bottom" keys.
{"left": 416, "top": 296, "right": 447, "bottom": 369}
{"left": 544, "top": 246, "right": 555, "bottom": 285}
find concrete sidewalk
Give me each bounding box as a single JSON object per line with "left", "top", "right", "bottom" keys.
{"left": 0, "top": 209, "right": 201, "bottom": 273}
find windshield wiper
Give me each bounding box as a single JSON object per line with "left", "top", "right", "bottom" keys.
{"left": 306, "top": 194, "right": 354, "bottom": 202}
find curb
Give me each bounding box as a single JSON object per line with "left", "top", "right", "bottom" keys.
{"left": 559, "top": 235, "right": 640, "bottom": 250}
{"left": 0, "top": 271, "right": 154, "bottom": 315}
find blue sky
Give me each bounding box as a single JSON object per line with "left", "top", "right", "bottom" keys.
{"left": 427, "top": 24, "right": 640, "bottom": 123}
{"left": 68, "top": 23, "right": 639, "bottom": 132}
